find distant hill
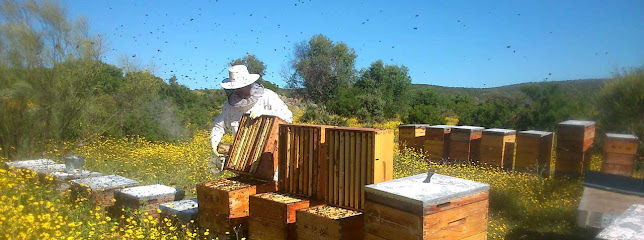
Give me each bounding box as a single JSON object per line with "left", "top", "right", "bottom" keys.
{"left": 412, "top": 78, "right": 610, "bottom": 100}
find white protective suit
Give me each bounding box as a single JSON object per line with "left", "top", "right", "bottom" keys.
{"left": 210, "top": 88, "right": 293, "bottom": 154}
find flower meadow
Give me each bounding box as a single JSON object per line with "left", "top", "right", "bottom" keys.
{"left": 0, "top": 124, "right": 617, "bottom": 239}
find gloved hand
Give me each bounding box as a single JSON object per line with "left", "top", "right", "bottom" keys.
{"left": 249, "top": 108, "right": 264, "bottom": 119}
{"left": 209, "top": 155, "right": 225, "bottom": 174}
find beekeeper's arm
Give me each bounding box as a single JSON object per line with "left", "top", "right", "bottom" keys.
{"left": 210, "top": 111, "right": 227, "bottom": 157}
{"left": 249, "top": 91, "right": 293, "bottom": 123}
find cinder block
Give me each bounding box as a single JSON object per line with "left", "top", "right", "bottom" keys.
{"left": 159, "top": 198, "right": 198, "bottom": 223}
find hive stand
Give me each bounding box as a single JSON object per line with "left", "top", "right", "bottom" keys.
{"left": 114, "top": 184, "right": 185, "bottom": 217}
{"left": 295, "top": 205, "right": 364, "bottom": 240}
{"left": 70, "top": 175, "right": 139, "bottom": 207}
{"left": 249, "top": 192, "right": 312, "bottom": 240}
{"left": 514, "top": 130, "right": 554, "bottom": 177}
{"left": 398, "top": 124, "right": 431, "bottom": 152}
{"left": 364, "top": 173, "right": 489, "bottom": 240}
{"left": 602, "top": 133, "right": 639, "bottom": 177}
{"left": 196, "top": 176, "right": 277, "bottom": 235}
{"left": 424, "top": 125, "right": 453, "bottom": 161}
{"left": 449, "top": 126, "right": 485, "bottom": 162}
{"left": 480, "top": 128, "right": 516, "bottom": 169}
{"left": 555, "top": 120, "right": 596, "bottom": 178}
{"left": 159, "top": 198, "right": 198, "bottom": 223}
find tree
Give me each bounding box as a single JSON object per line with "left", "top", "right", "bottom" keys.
{"left": 597, "top": 68, "right": 644, "bottom": 143}
{"left": 289, "top": 34, "right": 357, "bottom": 104}
{"left": 354, "top": 60, "right": 412, "bottom": 119}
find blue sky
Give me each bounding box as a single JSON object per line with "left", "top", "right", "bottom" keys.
{"left": 64, "top": 0, "right": 644, "bottom": 89}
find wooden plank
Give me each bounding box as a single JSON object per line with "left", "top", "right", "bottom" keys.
{"left": 289, "top": 127, "right": 296, "bottom": 194}
{"left": 422, "top": 200, "right": 489, "bottom": 239}
{"left": 355, "top": 132, "right": 362, "bottom": 209}
{"left": 604, "top": 140, "right": 638, "bottom": 155}
{"left": 344, "top": 131, "right": 351, "bottom": 207}
{"left": 361, "top": 132, "right": 367, "bottom": 208}
{"left": 349, "top": 132, "right": 356, "bottom": 209}
{"left": 308, "top": 128, "right": 314, "bottom": 196}
{"left": 333, "top": 131, "right": 339, "bottom": 205}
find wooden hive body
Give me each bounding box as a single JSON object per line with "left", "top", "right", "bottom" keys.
{"left": 424, "top": 125, "right": 453, "bottom": 161}
{"left": 514, "top": 130, "right": 554, "bottom": 176}
{"left": 196, "top": 176, "right": 277, "bottom": 234}
{"left": 602, "top": 133, "right": 639, "bottom": 177}
{"left": 364, "top": 173, "right": 490, "bottom": 240}
{"left": 449, "top": 126, "right": 485, "bottom": 162}
{"left": 295, "top": 205, "right": 364, "bottom": 240}
{"left": 114, "top": 184, "right": 185, "bottom": 217}
{"left": 324, "top": 127, "right": 394, "bottom": 210}
{"left": 225, "top": 114, "right": 286, "bottom": 180}
{"left": 249, "top": 192, "right": 312, "bottom": 240}
{"left": 70, "top": 175, "right": 139, "bottom": 207}
{"left": 398, "top": 124, "right": 430, "bottom": 152}
{"left": 480, "top": 129, "right": 516, "bottom": 169}
{"left": 555, "top": 120, "right": 596, "bottom": 178}
{"left": 278, "top": 124, "right": 332, "bottom": 199}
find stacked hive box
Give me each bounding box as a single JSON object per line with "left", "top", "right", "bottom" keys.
{"left": 602, "top": 133, "right": 639, "bottom": 177}
{"left": 249, "top": 193, "right": 312, "bottom": 240}
{"left": 514, "top": 130, "right": 554, "bottom": 176}
{"left": 449, "top": 126, "right": 485, "bottom": 162}
{"left": 480, "top": 129, "right": 516, "bottom": 169}
{"left": 555, "top": 120, "right": 596, "bottom": 178}
{"left": 198, "top": 114, "right": 285, "bottom": 235}
{"left": 295, "top": 205, "right": 364, "bottom": 240}
{"left": 197, "top": 176, "right": 277, "bottom": 234}
{"left": 364, "top": 172, "right": 490, "bottom": 240}
{"left": 398, "top": 124, "right": 430, "bottom": 152}
{"left": 424, "top": 125, "right": 453, "bottom": 161}
{"left": 70, "top": 175, "right": 139, "bottom": 207}
{"left": 114, "top": 184, "right": 185, "bottom": 217}
{"left": 325, "top": 127, "right": 394, "bottom": 210}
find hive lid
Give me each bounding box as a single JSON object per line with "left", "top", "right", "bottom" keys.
{"left": 399, "top": 124, "right": 432, "bottom": 128}
{"left": 50, "top": 170, "right": 102, "bottom": 180}
{"left": 427, "top": 125, "right": 455, "bottom": 130}
{"left": 365, "top": 173, "right": 489, "bottom": 209}
{"left": 452, "top": 126, "right": 485, "bottom": 132}
{"left": 558, "top": 120, "right": 596, "bottom": 127}
{"left": 24, "top": 164, "right": 66, "bottom": 173}
{"left": 159, "top": 198, "right": 198, "bottom": 214}
{"left": 71, "top": 175, "right": 138, "bottom": 190}
{"left": 119, "top": 184, "right": 183, "bottom": 200}
{"left": 596, "top": 204, "right": 644, "bottom": 240}
{"left": 518, "top": 130, "right": 553, "bottom": 137}
{"left": 5, "top": 159, "right": 56, "bottom": 168}
{"left": 484, "top": 128, "right": 516, "bottom": 136}
{"left": 606, "top": 133, "right": 639, "bottom": 142}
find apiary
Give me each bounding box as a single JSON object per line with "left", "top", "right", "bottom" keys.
{"left": 424, "top": 125, "right": 453, "bottom": 161}
{"left": 114, "top": 184, "right": 185, "bottom": 217}
{"left": 398, "top": 124, "right": 430, "bottom": 152}
{"left": 449, "top": 126, "right": 484, "bottom": 162}
{"left": 249, "top": 192, "right": 312, "bottom": 240}
{"left": 480, "top": 128, "right": 516, "bottom": 169}
{"left": 364, "top": 172, "right": 489, "bottom": 240}
{"left": 324, "top": 127, "right": 394, "bottom": 210}
{"left": 225, "top": 114, "right": 286, "bottom": 180}
{"left": 70, "top": 175, "right": 139, "bottom": 207}
{"left": 295, "top": 205, "right": 364, "bottom": 240}
{"left": 159, "top": 198, "right": 199, "bottom": 223}
{"left": 602, "top": 133, "right": 638, "bottom": 177}
{"left": 514, "top": 130, "right": 554, "bottom": 176}
{"left": 196, "top": 176, "right": 277, "bottom": 235}
{"left": 278, "top": 124, "right": 332, "bottom": 199}
{"left": 556, "top": 120, "right": 596, "bottom": 178}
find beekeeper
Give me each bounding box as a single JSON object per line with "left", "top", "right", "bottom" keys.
{"left": 210, "top": 65, "right": 293, "bottom": 172}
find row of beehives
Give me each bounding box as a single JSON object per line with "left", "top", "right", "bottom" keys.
{"left": 197, "top": 114, "right": 490, "bottom": 240}
{"left": 399, "top": 120, "right": 640, "bottom": 178}
{"left": 3, "top": 159, "right": 199, "bottom": 223}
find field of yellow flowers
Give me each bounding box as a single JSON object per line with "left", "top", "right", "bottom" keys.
{"left": 0, "top": 119, "right": 612, "bottom": 239}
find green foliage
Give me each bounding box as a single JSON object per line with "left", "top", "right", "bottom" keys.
{"left": 354, "top": 60, "right": 412, "bottom": 119}
{"left": 515, "top": 82, "right": 591, "bottom": 131}
{"left": 298, "top": 104, "right": 348, "bottom": 126}
{"left": 460, "top": 94, "right": 523, "bottom": 128}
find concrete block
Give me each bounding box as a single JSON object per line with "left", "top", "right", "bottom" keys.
{"left": 160, "top": 198, "right": 199, "bottom": 222}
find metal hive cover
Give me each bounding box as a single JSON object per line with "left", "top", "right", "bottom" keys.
{"left": 71, "top": 175, "right": 138, "bottom": 190}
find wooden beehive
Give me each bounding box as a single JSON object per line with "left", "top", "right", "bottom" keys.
{"left": 249, "top": 192, "right": 312, "bottom": 240}
{"left": 480, "top": 128, "right": 516, "bottom": 169}
{"left": 398, "top": 124, "right": 430, "bottom": 151}
{"left": 114, "top": 184, "right": 185, "bottom": 217}
{"left": 449, "top": 126, "right": 485, "bottom": 162}
{"left": 556, "top": 120, "right": 596, "bottom": 178}
{"left": 70, "top": 175, "right": 139, "bottom": 207}
{"left": 225, "top": 114, "right": 286, "bottom": 180}
{"left": 296, "top": 205, "right": 364, "bottom": 240}
{"left": 364, "top": 173, "right": 490, "bottom": 240}
{"left": 424, "top": 125, "right": 453, "bottom": 161}
{"left": 602, "top": 133, "right": 639, "bottom": 177}
{"left": 49, "top": 171, "right": 102, "bottom": 192}
{"left": 325, "top": 127, "right": 394, "bottom": 210}
{"left": 278, "top": 124, "right": 332, "bottom": 199}
{"left": 196, "top": 176, "right": 277, "bottom": 234}
{"left": 514, "top": 130, "right": 554, "bottom": 176}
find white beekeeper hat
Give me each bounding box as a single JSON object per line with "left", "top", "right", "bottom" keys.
{"left": 220, "top": 65, "right": 260, "bottom": 90}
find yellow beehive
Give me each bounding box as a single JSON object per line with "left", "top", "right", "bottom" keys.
{"left": 480, "top": 128, "right": 516, "bottom": 169}
{"left": 555, "top": 120, "right": 596, "bottom": 178}
{"left": 515, "top": 130, "right": 554, "bottom": 176}
{"left": 602, "top": 133, "right": 639, "bottom": 177}
{"left": 398, "top": 124, "right": 430, "bottom": 152}
{"left": 448, "top": 126, "right": 484, "bottom": 162}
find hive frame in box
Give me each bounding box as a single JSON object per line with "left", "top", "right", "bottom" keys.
{"left": 248, "top": 192, "right": 312, "bottom": 240}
